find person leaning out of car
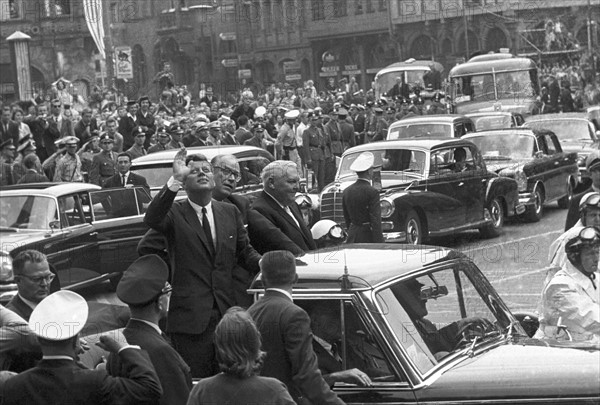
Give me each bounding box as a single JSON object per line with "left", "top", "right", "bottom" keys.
{"left": 535, "top": 226, "right": 600, "bottom": 343}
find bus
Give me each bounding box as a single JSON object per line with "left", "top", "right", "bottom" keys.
{"left": 374, "top": 59, "right": 444, "bottom": 100}
{"left": 447, "top": 55, "right": 540, "bottom": 116}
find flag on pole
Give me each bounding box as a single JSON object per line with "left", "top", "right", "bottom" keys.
{"left": 83, "top": 0, "right": 105, "bottom": 59}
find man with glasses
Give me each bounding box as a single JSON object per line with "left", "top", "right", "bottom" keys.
{"left": 53, "top": 136, "right": 84, "bottom": 182}
{"left": 107, "top": 255, "right": 192, "bottom": 405}
{"left": 90, "top": 133, "right": 117, "bottom": 186}
{"left": 144, "top": 149, "right": 261, "bottom": 378}
{"left": 566, "top": 152, "right": 600, "bottom": 230}
{"left": 6, "top": 250, "right": 55, "bottom": 321}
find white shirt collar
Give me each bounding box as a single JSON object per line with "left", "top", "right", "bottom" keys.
{"left": 266, "top": 288, "right": 293, "bottom": 301}
{"left": 130, "top": 318, "right": 162, "bottom": 335}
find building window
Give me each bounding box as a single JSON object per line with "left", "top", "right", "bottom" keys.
{"left": 0, "top": 0, "right": 23, "bottom": 20}
{"left": 366, "top": 0, "right": 374, "bottom": 13}
{"left": 44, "top": 0, "right": 71, "bottom": 17}
{"left": 355, "top": 0, "right": 363, "bottom": 14}
{"left": 312, "top": 0, "right": 324, "bottom": 20}
{"left": 378, "top": 0, "right": 386, "bottom": 11}
{"left": 333, "top": 0, "right": 347, "bottom": 17}
{"left": 109, "top": 2, "right": 118, "bottom": 23}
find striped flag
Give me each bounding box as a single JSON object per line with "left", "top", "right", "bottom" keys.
{"left": 83, "top": 0, "right": 105, "bottom": 59}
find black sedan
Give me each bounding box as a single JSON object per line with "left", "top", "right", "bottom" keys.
{"left": 319, "top": 139, "right": 521, "bottom": 244}
{"left": 463, "top": 129, "right": 578, "bottom": 221}
{"left": 0, "top": 183, "right": 151, "bottom": 302}
{"left": 249, "top": 245, "right": 600, "bottom": 404}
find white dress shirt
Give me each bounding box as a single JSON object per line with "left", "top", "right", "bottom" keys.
{"left": 188, "top": 198, "right": 217, "bottom": 246}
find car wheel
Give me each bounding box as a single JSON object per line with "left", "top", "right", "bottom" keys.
{"left": 480, "top": 197, "right": 504, "bottom": 238}
{"left": 405, "top": 210, "right": 424, "bottom": 245}
{"left": 523, "top": 185, "right": 544, "bottom": 222}
{"left": 557, "top": 180, "right": 573, "bottom": 209}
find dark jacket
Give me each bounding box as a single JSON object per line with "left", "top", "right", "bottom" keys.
{"left": 74, "top": 118, "right": 99, "bottom": 144}
{"left": 144, "top": 186, "right": 261, "bottom": 334}
{"left": 0, "top": 120, "right": 19, "bottom": 146}
{"left": 342, "top": 179, "right": 384, "bottom": 243}
{"left": 247, "top": 291, "right": 343, "bottom": 405}
{"left": 103, "top": 172, "right": 150, "bottom": 193}
{"left": 249, "top": 191, "right": 317, "bottom": 254}
{"left": 2, "top": 348, "right": 162, "bottom": 405}
{"left": 565, "top": 186, "right": 594, "bottom": 231}
{"left": 107, "top": 319, "right": 192, "bottom": 405}
{"left": 18, "top": 170, "right": 50, "bottom": 184}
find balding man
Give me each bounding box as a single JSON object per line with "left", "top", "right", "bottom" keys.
{"left": 249, "top": 161, "right": 316, "bottom": 254}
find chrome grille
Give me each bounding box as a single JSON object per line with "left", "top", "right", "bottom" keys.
{"left": 320, "top": 188, "right": 345, "bottom": 224}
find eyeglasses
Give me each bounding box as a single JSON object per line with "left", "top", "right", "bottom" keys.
{"left": 51, "top": 104, "right": 61, "bottom": 108}
{"left": 18, "top": 273, "right": 55, "bottom": 284}
{"left": 189, "top": 165, "right": 213, "bottom": 176}
{"left": 214, "top": 165, "right": 241, "bottom": 182}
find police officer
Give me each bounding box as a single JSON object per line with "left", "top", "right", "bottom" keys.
{"left": 148, "top": 127, "right": 172, "bottom": 154}
{"left": 342, "top": 151, "right": 383, "bottom": 243}
{"left": 535, "top": 227, "right": 600, "bottom": 343}
{"left": 370, "top": 108, "right": 388, "bottom": 142}
{"left": 107, "top": 255, "right": 192, "bottom": 405}
{"left": 168, "top": 123, "right": 185, "bottom": 149}
{"left": 89, "top": 133, "right": 117, "bottom": 186}
{"left": 311, "top": 219, "right": 348, "bottom": 249}
{"left": 276, "top": 110, "right": 302, "bottom": 176}
{"left": 244, "top": 122, "right": 267, "bottom": 149}
{"left": 127, "top": 126, "right": 147, "bottom": 160}
{"left": 302, "top": 111, "right": 326, "bottom": 192}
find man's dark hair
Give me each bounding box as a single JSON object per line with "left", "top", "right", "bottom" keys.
{"left": 260, "top": 250, "right": 296, "bottom": 287}
{"left": 13, "top": 250, "right": 47, "bottom": 276}
{"left": 117, "top": 152, "right": 131, "bottom": 162}
{"left": 106, "top": 117, "right": 118, "bottom": 126}
{"left": 186, "top": 153, "right": 209, "bottom": 166}
{"left": 22, "top": 153, "right": 40, "bottom": 170}
{"left": 237, "top": 115, "right": 249, "bottom": 127}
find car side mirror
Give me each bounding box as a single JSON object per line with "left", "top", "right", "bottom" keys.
{"left": 534, "top": 151, "right": 544, "bottom": 159}
{"left": 420, "top": 285, "right": 448, "bottom": 300}
{"left": 49, "top": 220, "right": 60, "bottom": 230}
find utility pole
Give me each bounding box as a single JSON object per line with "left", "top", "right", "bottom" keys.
{"left": 462, "top": 0, "right": 470, "bottom": 59}
{"left": 588, "top": 0, "right": 593, "bottom": 52}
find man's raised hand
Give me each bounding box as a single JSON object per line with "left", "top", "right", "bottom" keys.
{"left": 173, "top": 147, "right": 189, "bottom": 182}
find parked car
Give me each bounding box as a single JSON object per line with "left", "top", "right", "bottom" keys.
{"left": 249, "top": 244, "right": 600, "bottom": 404}
{"left": 130, "top": 145, "right": 273, "bottom": 204}
{"left": 523, "top": 113, "right": 600, "bottom": 187}
{"left": 465, "top": 111, "right": 525, "bottom": 130}
{"left": 463, "top": 129, "right": 578, "bottom": 222}
{"left": 319, "top": 139, "right": 521, "bottom": 244}
{"left": 0, "top": 183, "right": 151, "bottom": 303}
{"left": 386, "top": 115, "right": 475, "bottom": 141}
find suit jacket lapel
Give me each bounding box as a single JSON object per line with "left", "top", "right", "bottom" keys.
{"left": 212, "top": 201, "right": 231, "bottom": 255}
{"left": 264, "top": 192, "right": 302, "bottom": 232}
{"left": 182, "top": 201, "right": 214, "bottom": 258}
{"left": 289, "top": 203, "right": 312, "bottom": 246}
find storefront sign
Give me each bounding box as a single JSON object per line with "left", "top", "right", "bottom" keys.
{"left": 319, "top": 71, "right": 338, "bottom": 77}
{"left": 284, "top": 61, "right": 302, "bottom": 82}
{"left": 238, "top": 69, "right": 252, "bottom": 79}
{"left": 321, "top": 66, "right": 339, "bottom": 73}
{"left": 114, "top": 46, "right": 133, "bottom": 79}
{"left": 219, "top": 32, "right": 237, "bottom": 41}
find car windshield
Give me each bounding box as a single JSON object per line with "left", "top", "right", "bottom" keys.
{"left": 375, "top": 262, "right": 512, "bottom": 375}
{"left": 388, "top": 123, "right": 451, "bottom": 140}
{"left": 0, "top": 195, "right": 58, "bottom": 231}
{"left": 467, "top": 134, "right": 535, "bottom": 160}
{"left": 526, "top": 120, "right": 593, "bottom": 143}
{"left": 471, "top": 115, "right": 512, "bottom": 131}
{"left": 453, "top": 70, "right": 537, "bottom": 101}
{"left": 376, "top": 69, "right": 440, "bottom": 96}
{"left": 339, "top": 149, "right": 427, "bottom": 179}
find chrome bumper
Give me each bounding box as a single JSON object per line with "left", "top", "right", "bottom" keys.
{"left": 383, "top": 232, "right": 406, "bottom": 243}
{"left": 518, "top": 192, "right": 536, "bottom": 206}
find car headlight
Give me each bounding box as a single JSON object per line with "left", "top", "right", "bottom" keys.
{"left": 0, "top": 254, "right": 14, "bottom": 283}
{"left": 577, "top": 155, "right": 587, "bottom": 167}
{"left": 380, "top": 199, "right": 395, "bottom": 218}
{"left": 515, "top": 170, "right": 527, "bottom": 192}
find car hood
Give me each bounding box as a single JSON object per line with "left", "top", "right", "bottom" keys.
{"left": 0, "top": 231, "right": 54, "bottom": 254}
{"left": 420, "top": 342, "right": 600, "bottom": 401}
{"left": 324, "top": 176, "right": 419, "bottom": 195}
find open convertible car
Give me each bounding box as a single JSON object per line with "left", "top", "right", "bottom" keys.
{"left": 249, "top": 245, "right": 600, "bottom": 404}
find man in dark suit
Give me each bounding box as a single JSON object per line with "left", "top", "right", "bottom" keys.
{"left": 119, "top": 101, "right": 138, "bottom": 150}
{"left": 144, "top": 149, "right": 261, "bottom": 378}
{"left": 17, "top": 154, "right": 49, "bottom": 184}
{"left": 249, "top": 160, "right": 317, "bottom": 254}
{"left": 107, "top": 255, "right": 192, "bottom": 405}
{"left": 247, "top": 251, "right": 344, "bottom": 405}
{"left": 42, "top": 100, "right": 75, "bottom": 156}
{"left": 24, "top": 104, "right": 49, "bottom": 162}
{"left": 342, "top": 152, "right": 383, "bottom": 243}
{"left": 74, "top": 107, "right": 98, "bottom": 144}
{"left": 136, "top": 96, "right": 155, "bottom": 149}
{"left": 2, "top": 290, "right": 162, "bottom": 405}
{"left": 102, "top": 152, "right": 150, "bottom": 217}
{"left": 199, "top": 87, "right": 219, "bottom": 106}
{"left": 566, "top": 152, "right": 600, "bottom": 230}
{"left": 0, "top": 106, "right": 19, "bottom": 146}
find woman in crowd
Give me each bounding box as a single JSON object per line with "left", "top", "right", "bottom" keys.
{"left": 186, "top": 307, "right": 295, "bottom": 405}
{"left": 12, "top": 108, "right": 32, "bottom": 142}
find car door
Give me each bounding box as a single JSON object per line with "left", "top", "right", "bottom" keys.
{"left": 458, "top": 146, "right": 486, "bottom": 224}
{"left": 87, "top": 187, "right": 149, "bottom": 282}
{"left": 295, "top": 297, "right": 418, "bottom": 404}
{"left": 541, "top": 133, "right": 570, "bottom": 202}
{"left": 424, "top": 148, "right": 466, "bottom": 231}
{"left": 46, "top": 193, "right": 99, "bottom": 288}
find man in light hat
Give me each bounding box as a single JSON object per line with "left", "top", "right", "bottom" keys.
{"left": 53, "top": 136, "right": 84, "bottom": 182}
{"left": 207, "top": 120, "right": 222, "bottom": 145}
{"left": 2, "top": 290, "right": 163, "bottom": 405}
{"left": 89, "top": 133, "right": 117, "bottom": 186}
{"left": 107, "top": 255, "right": 192, "bottom": 405}
{"left": 566, "top": 151, "right": 600, "bottom": 230}
{"left": 148, "top": 127, "right": 173, "bottom": 154}
{"left": 275, "top": 109, "right": 302, "bottom": 175}
{"left": 342, "top": 151, "right": 383, "bottom": 243}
